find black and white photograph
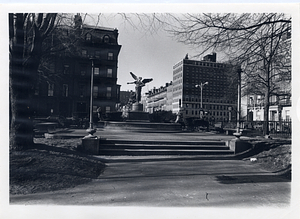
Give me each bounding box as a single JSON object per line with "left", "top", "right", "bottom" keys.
{"left": 1, "top": 2, "right": 299, "bottom": 219}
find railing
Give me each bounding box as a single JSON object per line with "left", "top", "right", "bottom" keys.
{"left": 222, "top": 120, "right": 291, "bottom": 138}
{"left": 268, "top": 120, "right": 291, "bottom": 137}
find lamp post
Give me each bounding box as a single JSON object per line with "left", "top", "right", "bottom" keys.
{"left": 195, "top": 82, "right": 208, "bottom": 119}
{"left": 84, "top": 57, "right": 97, "bottom": 139}
{"left": 234, "top": 67, "right": 242, "bottom": 138}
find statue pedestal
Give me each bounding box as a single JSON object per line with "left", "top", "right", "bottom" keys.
{"left": 128, "top": 103, "right": 149, "bottom": 122}
{"left": 132, "top": 103, "right": 143, "bottom": 112}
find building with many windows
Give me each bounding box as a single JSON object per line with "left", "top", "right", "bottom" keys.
{"left": 32, "top": 14, "right": 122, "bottom": 120}
{"left": 146, "top": 82, "right": 173, "bottom": 113}
{"left": 172, "top": 53, "right": 238, "bottom": 122}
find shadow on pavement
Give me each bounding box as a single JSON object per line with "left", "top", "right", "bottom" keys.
{"left": 97, "top": 170, "right": 290, "bottom": 184}
{"left": 216, "top": 174, "right": 291, "bottom": 184}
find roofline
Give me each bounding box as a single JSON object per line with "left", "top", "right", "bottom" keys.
{"left": 82, "top": 24, "right": 116, "bottom": 31}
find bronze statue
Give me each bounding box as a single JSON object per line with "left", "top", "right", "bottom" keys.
{"left": 127, "top": 72, "right": 153, "bottom": 103}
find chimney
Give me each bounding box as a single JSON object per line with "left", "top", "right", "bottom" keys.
{"left": 74, "top": 13, "right": 82, "bottom": 30}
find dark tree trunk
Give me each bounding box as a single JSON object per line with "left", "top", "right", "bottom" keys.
{"left": 9, "top": 14, "right": 34, "bottom": 150}
{"left": 263, "top": 91, "right": 270, "bottom": 136}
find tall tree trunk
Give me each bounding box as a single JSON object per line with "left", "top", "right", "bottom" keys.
{"left": 263, "top": 90, "right": 270, "bottom": 136}
{"left": 9, "top": 14, "right": 34, "bottom": 150}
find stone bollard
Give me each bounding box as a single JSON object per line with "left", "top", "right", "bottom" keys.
{"left": 82, "top": 137, "right": 100, "bottom": 154}
{"left": 227, "top": 138, "right": 252, "bottom": 154}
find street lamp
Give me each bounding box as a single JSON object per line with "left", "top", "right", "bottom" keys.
{"left": 84, "top": 57, "right": 97, "bottom": 139}
{"left": 195, "top": 82, "right": 208, "bottom": 119}
{"left": 234, "top": 67, "right": 242, "bottom": 138}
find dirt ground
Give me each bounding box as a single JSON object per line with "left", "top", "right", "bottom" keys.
{"left": 9, "top": 138, "right": 105, "bottom": 195}
{"left": 9, "top": 137, "right": 291, "bottom": 195}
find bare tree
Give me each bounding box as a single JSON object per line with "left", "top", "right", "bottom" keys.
{"left": 9, "top": 13, "right": 111, "bottom": 150}
{"left": 144, "top": 13, "right": 291, "bottom": 135}
{"left": 9, "top": 13, "right": 58, "bottom": 150}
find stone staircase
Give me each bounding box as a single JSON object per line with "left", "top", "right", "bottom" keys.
{"left": 98, "top": 139, "right": 234, "bottom": 156}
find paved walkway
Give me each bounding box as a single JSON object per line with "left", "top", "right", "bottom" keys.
{"left": 10, "top": 154, "right": 290, "bottom": 207}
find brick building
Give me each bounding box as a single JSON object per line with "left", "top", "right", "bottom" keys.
{"left": 32, "top": 14, "right": 122, "bottom": 120}
{"left": 172, "top": 53, "right": 238, "bottom": 122}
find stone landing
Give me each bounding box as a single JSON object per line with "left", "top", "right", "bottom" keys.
{"left": 103, "top": 121, "right": 182, "bottom": 132}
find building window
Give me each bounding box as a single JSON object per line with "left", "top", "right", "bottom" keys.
{"left": 107, "top": 87, "right": 112, "bottom": 98}
{"left": 80, "top": 64, "right": 87, "bottom": 76}
{"left": 93, "top": 106, "right": 97, "bottom": 113}
{"left": 80, "top": 69, "right": 86, "bottom": 76}
{"left": 34, "top": 85, "right": 39, "bottom": 96}
{"left": 85, "top": 33, "right": 92, "bottom": 41}
{"left": 63, "top": 64, "right": 69, "bottom": 74}
{"left": 63, "top": 84, "right": 68, "bottom": 97}
{"left": 95, "top": 51, "right": 101, "bottom": 58}
{"left": 285, "top": 110, "right": 290, "bottom": 120}
{"left": 103, "top": 35, "right": 110, "bottom": 43}
{"left": 79, "top": 84, "right": 85, "bottom": 97}
{"left": 82, "top": 50, "right": 87, "bottom": 57}
{"left": 48, "top": 83, "right": 54, "bottom": 96}
{"left": 108, "top": 52, "right": 113, "bottom": 60}
{"left": 107, "top": 68, "right": 112, "bottom": 77}
{"left": 94, "top": 67, "right": 99, "bottom": 75}
{"left": 93, "top": 86, "right": 98, "bottom": 98}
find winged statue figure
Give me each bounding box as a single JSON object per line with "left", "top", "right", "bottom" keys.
{"left": 127, "top": 72, "right": 153, "bottom": 103}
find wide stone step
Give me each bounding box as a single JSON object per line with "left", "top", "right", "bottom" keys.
{"left": 97, "top": 139, "right": 233, "bottom": 156}
{"left": 102, "top": 139, "right": 226, "bottom": 145}
{"left": 101, "top": 143, "right": 230, "bottom": 151}
{"left": 99, "top": 148, "right": 234, "bottom": 156}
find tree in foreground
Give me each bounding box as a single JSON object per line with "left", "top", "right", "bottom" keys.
{"left": 9, "top": 13, "right": 58, "bottom": 150}
{"left": 9, "top": 13, "right": 109, "bottom": 150}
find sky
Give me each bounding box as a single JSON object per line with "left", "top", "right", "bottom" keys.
{"left": 87, "top": 14, "right": 202, "bottom": 92}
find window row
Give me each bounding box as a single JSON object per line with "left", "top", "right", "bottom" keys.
{"left": 184, "top": 97, "right": 234, "bottom": 104}
{"left": 85, "top": 33, "right": 111, "bottom": 44}
{"left": 45, "top": 84, "right": 113, "bottom": 99}
{"left": 93, "top": 86, "right": 112, "bottom": 98}
{"left": 185, "top": 110, "right": 231, "bottom": 117}
{"left": 81, "top": 50, "right": 114, "bottom": 60}
{"left": 46, "top": 84, "right": 69, "bottom": 97}
{"left": 184, "top": 103, "right": 234, "bottom": 111}
{"left": 185, "top": 60, "right": 226, "bottom": 68}
{"left": 80, "top": 67, "right": 113, "bottom": 78}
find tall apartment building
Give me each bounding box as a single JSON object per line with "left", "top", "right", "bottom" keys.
{"left": 172, "top": 53, "right": 238, "bottom": 122}
{"left": 32, "top": 14, "right": 122, "bottom": 119}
